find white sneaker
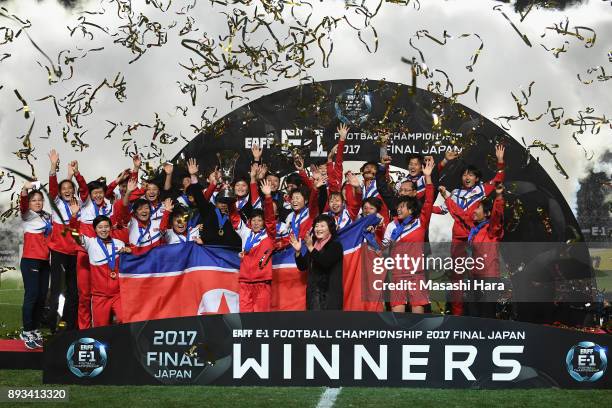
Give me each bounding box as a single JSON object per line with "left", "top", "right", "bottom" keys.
{"left": 19, "top": 331, "right": 38, "bottom": 350}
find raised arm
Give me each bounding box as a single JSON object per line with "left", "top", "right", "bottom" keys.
{"left": 48, "top": 149, "right": 60, "bottom": 200}
{"left": 375, "top": 162, "right": 396, "bottom": 212}
{"left": 19, "top": 182, "right": 32, "bottom": 218}
{"left": 419, "top": 159, "right": 436, "bottom": 227}
{"left": 483, "top": 144, "right": 506, "bottom": 195}
{"left": 260, "top": 179, "right": 277, "bottom": 237}
{"left": 162, "top": 162, "right": 173, "bottom": 191}
{"left": 488, "top": 184, "right": 505, "bottom": 240}
{"left": 439, "top": 186, "right": 473, "bottom": 230}
{"left": 106, "top": 169, "right": 129, "bottom": 200}
{"left": 344, "top": 172, "right": 362, "bottom": 220}
{"left": 249, "top": 162, "right": 262, "bottom": 206}
{"left": 71, "top": 161, "right": 88, "bottom": 202}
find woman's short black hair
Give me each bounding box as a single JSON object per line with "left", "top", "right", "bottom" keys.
{"left": 362, "top": 197, "right": 382, "bottom": 212}
{"left": 88, "top": 180, "right": 107, "bottom": 194}
{"left": 462, "top": 165, "right": 482, "bottom": 180}
{"left": 170, "top": 207, "right": 187, "bottom": 223}
{"left": 27, "top": 190, "right": 44, "bottom": 201}
{"left": 360, "top": 160, "right": 379, "bottom": 173}
{"left": 93, "top": 215, "right": 111, "bottom": 229}
{"left": 250, "top": 209, "right": 265, "bottom": 220}
{"left": 406, "top": 153, "right": 425, "bottom": 166}
{"left": 233, "top": 175, "right": 249, "bottom": 186}
{"left": 396, "top": 196, "right": 422, "bottom": 218}
{"left": 289, "top": 185, "right": 310, "bottom": 202}
{"left": 311, "top": 214, "right": 337, "bottom": 241}
{"left": 58, "top": 179, "right": 76, "bottom": 192}
{"left": 132, "top": 198, "right": 149, "bottom": 212}
{"left": 145, "top": 179, "right": 163, "bottom": 190}
{"left": 329, "top": 191, "right": 344, "bottom": 202}
{"left": 285, "top": 172, "right": 303, "bottom": 187}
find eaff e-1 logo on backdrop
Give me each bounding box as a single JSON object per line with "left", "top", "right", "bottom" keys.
{"left": 66, "top": 338, "right": 107, "bottom": 378}
{"left": 566, "top": 342, "right": 608, "bottom": 382}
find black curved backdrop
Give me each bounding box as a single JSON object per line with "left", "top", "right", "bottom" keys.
{"left": 171, "top": 79, "right": 595, "bottom": 324}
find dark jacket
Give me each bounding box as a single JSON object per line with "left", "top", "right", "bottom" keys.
{"left": 187, "top": 182, "right": 242, "bottom": 250}
{"left": 295, "top": 240, "right": 344, "bottom": 310}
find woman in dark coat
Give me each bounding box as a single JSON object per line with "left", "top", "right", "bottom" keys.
{"left": 289, "top": 214, "right": 344, "bottom": 310}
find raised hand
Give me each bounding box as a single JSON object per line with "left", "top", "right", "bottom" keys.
{"left": 314, "top": 174, "right": 328, "bottom": 188}
{"left": 304, "top": 232, "right": 314, "bottom": 252}
{"left": 127, "top": 178, "right": 138, "bottom": 193}
{"left": 251, "top": 143, "right": 263, "bottom": 161}
{"left": 438, "top": 185, "right": 448, "bottom": 198}
{"left": 495, "top": 183, "right": 505, "bottom": 197}
{"left": 346, "top": 171, "right": 361, "bottom": 188}
{"left": 381, "top": 155, "right": 392, "bottom": 166}
{"left": 67, "top": 162, "right": 74, "bottom": 179}
{"left": 444, "top": 148, "right": 459, "bottom": 162}
{"left": 337, "top": 123, "right": 349, "bottom": 141}
{"left": 495, "top": 144, "right": 506, "bottom": 163}
{"left": 422, "top": 158, "right": 435, "bottom": 176}
{"left": 163, "top": 162, "right": 174, "bottom": 175}
{"left": 132, "top": 154, "right": 142, "bottom": 169}
{"left": 256, "top": 163, "right": 268, "bottom": 180}
{"left": 260, "top": 178, "right": 272, "bottom": 196}
{"left": 69, "top": 160, "right": 79, "bottom": 176}
{"left": 49, "top": 149, "right": 59, "bottom": 173}
{"left": 250, "top": 162, "right": 260, "bottom": 181}
{"left": 69, "top": 197, "right": 80, "bottom": 216}
{"left": 163, "top": 197, "right": 174, "bottom": 212}
{"left": 310, "top": 164, "right": 321, "bottom": 180}
{"left": 117, "top": 169, "right": 130, "bottom": 183}
{"left": 289, "top": 233, "right": 302, "bottom": 252}
{"left": 207, "top": 167, "right": 219, "bottom": 185}
{"left": 187, "top": 158, "right": 199, "bottom": 176}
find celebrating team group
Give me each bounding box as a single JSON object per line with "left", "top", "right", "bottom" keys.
{"left": 17, "top": 123, "right": 506, "bottom": 349}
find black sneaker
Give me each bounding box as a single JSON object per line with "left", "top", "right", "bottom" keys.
{"left": 19, "top": 331, "right": 38, "bottom": 350}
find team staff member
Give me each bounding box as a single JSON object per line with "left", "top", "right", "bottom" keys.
{"left": 290, "top": 214, "right": 344, "bottom": 310}
{"left": 19, "top": 181, "right": 52, "bottom": 349}
{"left": 185, "top": 158, "right": 242, "bottom": 249}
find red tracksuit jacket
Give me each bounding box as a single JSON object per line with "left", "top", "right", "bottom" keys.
{"left": 444, "top": 192, "right": 504, "bottom": 278}
{"left": 20, "top": 193, "right": 51, "bottom": 260}
{"left": 48, "top": 173, "right": 88, "bottom": 255}
{"left": 236, "top": 196, "right": 276, "bottom": 282}
{"left": 434, "top": 162, "right": 505, "bottom": 240}
{"left": 80, "top": 235, "right": 125, "bottom": 296}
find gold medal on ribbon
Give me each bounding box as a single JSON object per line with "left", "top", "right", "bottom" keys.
{"left": 110, "top": 271, "right": 117, "bottom": 279}
{"left": 218, "top": 229, "right": 224, "bottom": 236}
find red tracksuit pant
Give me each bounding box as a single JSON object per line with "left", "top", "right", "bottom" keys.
{"left": 92, "top": 295, "right": 122, "bottom": 327}
{"left": 449, "top": 239, "right": 467, "bottom": 316}
{"left": 76, "top": 251, "right": 92, "bottom": 329}
{"left": 239, "top": 281, "right": 272, "bottom": 313}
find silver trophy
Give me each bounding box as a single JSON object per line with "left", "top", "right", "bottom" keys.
{"left": 216, "top": 150, "right": 240, "bottom": 203}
